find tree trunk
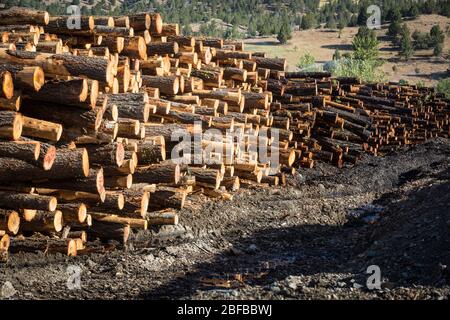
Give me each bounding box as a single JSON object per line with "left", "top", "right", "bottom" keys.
{"left": 0, "top": 192, "right": 57, "bottom": 211}
{"left": 21, "top": 116, "right": 63, "bottom": 142}
{"left": 137, "top": 142, "right": 166, "bottom": 164}
{"left": 122, "top": 36, "right": 147, "bottom": 59}
{"left": 0, "top": 65, "right": 44, "bottom": 92}
{"left": 134, "top": 163, "right": 180, "bottom": 184}
{"left": 84, "top": 143, "right": 124, "bottom": 167}
{"left": 0, "top": 50, "right": 114, "bottom": 87}
{"left": 0, "top": 140, "right": 40, "bottom": 163}
{"left": 20, "top": 210, "right": 63, "bottom": 233}
{"left": 31, "top": 168, "right": 105, "bottom": 198}
{"left": 88, "top": 221, "right": 130, "bottom": 244}
{"left": 141, "top": 75, "right": 179, "bottom": 95}
{"left": 251, "top": 56, "right": 287, "bottom": 71}
{"left": 0, "top": 209, "right": 20, "bottom": 235}
{"left": 122, "top": 189, "right": 150, "bottom": 218}
{"left": 9, "top": 238, "right": 77, "bottom": 256}
{"left": 148, "top": 186, "right": 186, "bottom": 210}
{"left": 0, "top": 111, "right": 22, "bottom": 140}
{"left": 20, "top": 102, "right": 103, "bottom": 131}
{"left": 0, "top": 7, "right": 49, "bottom": 26}
{"left": 57, "top": 203, "right": 87, "bottom": 224}
{"left": 128, "top": 13, "right": 150, "bottom": 31}
{"left": 146, "top": 42, "right": 179, "bottom": 55}
{"left": 24, "top": 78, "right": 92, "bottom": 107}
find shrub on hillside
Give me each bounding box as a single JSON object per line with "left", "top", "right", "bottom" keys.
{"left": 437, "top": 79, "right": 450, "bottom": 98}
{"left": 329, "top": 58, "right": 385, "bottom": 83}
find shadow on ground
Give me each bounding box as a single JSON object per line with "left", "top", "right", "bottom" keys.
{"left": 140, "top": 166, "right": 450, "bottom": 299}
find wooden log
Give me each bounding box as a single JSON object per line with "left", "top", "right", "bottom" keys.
{"left": 23, "top": 78, "right": 92, "bottom": 108}
{"left": 122, "top": 36, "right": 147, "bottom": 59}
{"left": 0, "top": 7, "right": 49, "bottom": 26}
{"left": 149, "top": 13, "right": 163, "bottom": 34}
{"left": 88, "top": 221, "right": 130, "bottom": 244}
{"left": 0, "top": 50, "right": 115, "bottom": 87}
{"left": 0, "top": 70, "right": 14, "bottom": 99}
{"left": 21, "top": 116, "right": 63, "bottom": 142}
{"left": 0, "top": 209, "right": 20, "bottom": 235}
{"left": 114, "top": 16, "right": 130, "bottom": 28}
{"left": 137, "top": 141, "right": 166, "bottom": 164}
{"left": 84, "top": 143, "right": 124, "bottom": 167}
{"left": 90, "top": 212, "right": 147, "bottom": 230}
{"left": 148, "top": 186, "right": 186, "bottom": 210}
{"left": 20, "top": 210, "right": 63, "bottom": 233}
{"left": 134, "top": 163, "right": 180, "bottom": 184}
{"left": 0, "top": 140, "right": 40, "bottom": 163}
{"left": 0, "top": 192, "right": 57, "bottom": 211}
{"left": 20, "top": 102, "right": 103, "bottom": 131}
{"left": 93, "top": 16, "right": 115, "bottom": 27}
{"left": 251, "top": 56, "right": 287, "bottom": 71}
{"left": 57, "top": 203, "right": 87, "bottom": 224}
{"left": 0, "top": 65, "right": 44, "bottom": 92}
{"left": 0, "top": 110, "right": 22, "bottom": 140}
{"left": 141, "top": 75, "right": 179, "bottom": 95}
{"left": 32, "top": 168, "right": 105, "bottom": 199}
{"left": 188, "top": 167, "right": 222, "bottom": 189}
{"left": 64, "top": 230, "right": 87, "bottom": 243}
{"left": 146, "top": 41, "right": 179, "bottom": 55}
{"left": 45, "top": 16, "right": 94, "bottom": 35}
{"left": 104, "top": 174, "right": 132, "bottom": 189}
{"left": 9, "top": 237, "right": 77, "bottom": 256}
{"left": 0, "top": 92, "right": 21, "bottom": 111}
{"left": 128, "top": 13, "right": 150, "bottom": 31}
{"left": 145, "top": 209, "right": 179, "bottom": 226}
{"left": 120, "top": 188, "right": 150, "bottom": 217}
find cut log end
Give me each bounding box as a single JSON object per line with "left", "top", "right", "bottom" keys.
{"left": 78, "top": 203, "right": 87, "bottom": 223}
{"left": 7, "top": 210, "right": 20, "bottom": 235}
{"left": 54, "top": 210, "right": 63, "bottom": 232}
{"left": 117, "top": 193, "right": 125, "bottom": 210}
{"left": 43, "top": 145, "right": 56, "bottom": 171}
{"left": 49, "top": 197, "right": 58, "bottom": 212}
{"left": 82, "top": 148, "right": 90, "bottom": 177}
{"left": 116, "top": 143, "right": 125, "bottom": 167}
{"left": 2, "top": 71, "right": 14, "bottom": 100}
{"left": 22, "top": 209, "right": 37, "bottom": 222}
{"left": 67, "top": 238, "right": 77, "bottom": 257}
{"left": 0, "top": 234, "right": 10, "bottom": 251}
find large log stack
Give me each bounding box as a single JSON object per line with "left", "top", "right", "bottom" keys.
{"left": 0, "top": 7, "right": 449, "bottom": 260}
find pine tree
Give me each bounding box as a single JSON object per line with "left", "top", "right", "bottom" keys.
{"left": 277, "top": 19, "right": 292, "bottom": 44}
{"left": 352, "top": 27, "right": 379, "bottom": 61}
{"left": 400, "top": 24, "right": 414, "bottom": 60}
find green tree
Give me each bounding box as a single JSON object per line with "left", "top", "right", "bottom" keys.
{"left": 326, "top": 14, "right": 337, "bottom": 29}
{"left": 300, "top": 13, "right": 316, "bottom": 30}
{"left": 277, "top": 20, "right": 292, "bottom": 44}
{"left": 388, "top": 19, "right": 401, "bottom": 38}
{"left": 298, "top": 53, "right": 315, "bottom": 69}
{"left": 437, "top": 79, "right": 450, "bottom": 98}
{"left": 352, "top": 27, "right": 379, "bottom": 61}
{"left": 399, "top": 24, "right": 414, "bottom": 60}
{"left": 333, "top": 49, "right": 341, "bottom": 60}
{"left": 434, "top": 43, "right": 443, "bottom": 56}
{"left": 356, "top": 6, "right": 368, "bottom": 26}
{"left": 429, "top": 25, "right": 445, "bottom": 47}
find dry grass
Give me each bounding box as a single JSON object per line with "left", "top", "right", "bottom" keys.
{"left": 244, "top": 15, "right": 450, "bottom": 86}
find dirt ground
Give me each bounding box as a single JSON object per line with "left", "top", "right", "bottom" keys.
{"left": 244, "top": 14, "right": 450, "bottom": 86}
{"left": 1, "top": 138, "right": 449, "bottom": 300}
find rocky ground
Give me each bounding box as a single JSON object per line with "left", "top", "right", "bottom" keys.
{"left": 1, "top": 138, "right": 449, "bottom": 300}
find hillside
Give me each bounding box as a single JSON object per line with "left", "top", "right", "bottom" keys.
{"left": 245, "top": 14, "right": 450, "bottom": 86}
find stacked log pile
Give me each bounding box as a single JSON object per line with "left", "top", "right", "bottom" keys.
{"left": 0, "top": 7, "right": 448, "bottom": 260}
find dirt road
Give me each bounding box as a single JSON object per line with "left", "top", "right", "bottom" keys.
{"left": 1, "top": 139, "right": 449, "bottom": 300}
